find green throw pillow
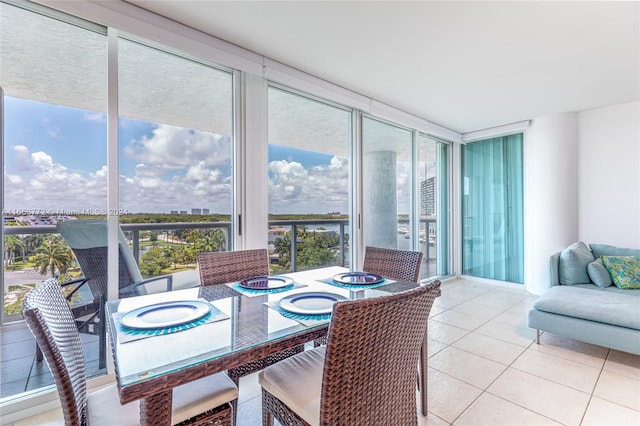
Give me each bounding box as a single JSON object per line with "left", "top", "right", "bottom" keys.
{"left": 601, "top": 256, "right": 640, "bottom": 289}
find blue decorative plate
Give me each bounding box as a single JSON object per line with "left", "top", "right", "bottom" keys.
{"left": 279, "top": 291, "right": 348, "bottom": 315}
{"left": 120, "top": 300, "right": 211, "bottom": 329}
{"left": 333, "top": 272, "right": 384, "bottom": 285}
{"left": 239, "top": 275, "right": 293, "bottom": 290}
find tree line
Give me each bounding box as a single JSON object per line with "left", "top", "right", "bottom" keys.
{"left": 4, "top": 225, "right": 348, "bottom": 279}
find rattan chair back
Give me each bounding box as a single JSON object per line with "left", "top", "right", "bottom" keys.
{"left": 320, "top": 280, "right": 441, "bottom": 425}
{"left": 198, "top": 249, "right": 269, "bottom": 286}
{"left": 362, "top": 246, "right": 423, "bottom": 282}
{"left": 22, "top": 278, "right": 88, "bottom": 426}
{"left": 70, "top": 245, "right": 138, "bottom": 299}
{"left": 57, "top": 220, "right": 145, "bottom": 298}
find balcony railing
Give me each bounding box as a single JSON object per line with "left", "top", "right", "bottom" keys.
{"left": 3, "top": 217, "right": 438, "bottom": 277}
{"left": 2, "top": 217, "right": 437, "bottom": 323}
{"left": 3, "top": 219, "right": 352, "bottom": 268}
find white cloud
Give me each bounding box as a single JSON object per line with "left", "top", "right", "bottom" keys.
{"left": 124, "top": 124, "right": 231, "bottom": 168}
{"left": 41, "top": 117, "right": 62, "bottom": 139}
{"left": 4, "top": 147, "right": 107, "bottom": 212}
{"left": 268, "top": 156, "right": 349, "bottom": 214}
{"left": 94, "top": 165, "right": 107, "bottom": 178}
{"left": 13, "top": 145, "right": 31, "bottom": 171}
{"left": 84, "top": 112, "right": 106, "bottom": 123}
{"left": 6, "top": 128, "right": 350, "bottom": 215}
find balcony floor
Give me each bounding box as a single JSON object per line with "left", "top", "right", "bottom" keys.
{"left": 5, "top": 278, "right": 640, "bottom": 425}
{"left": 1, "top": 322, "right": 103, "bottom": 399}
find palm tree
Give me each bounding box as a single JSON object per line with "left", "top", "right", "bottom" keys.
{"left": 208, "top": 229, "right": 227, "bottom": 252}
{"left": 24, "top": 234, "right": 45, "bottom": 255}
{"left": 162, "top": 246, "right": 182, "bottom": 269}
{"left": 32, "top": 236, "right": 73, "bottom": 277}
{"left": 4, "top": 235, "right": 25, "bottom": 269}
{"left": 273, "top": 235, "right": 292, "bottom": 269}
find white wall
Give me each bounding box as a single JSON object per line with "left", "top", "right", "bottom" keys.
{"left": 524, "top": 102, "right": 640, "bottom": 294}
{"left": 578, "top": 101, "right": 640, "bottom": 248}
{"left": 524, "top": 112, "right": 579, "bottom": 294}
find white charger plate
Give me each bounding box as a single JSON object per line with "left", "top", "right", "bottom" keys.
{"left": 120, "top": 300, "right": 211, "bottom": 329}
{"left": 279, "top": 291, "right": 348, "bottom": 315}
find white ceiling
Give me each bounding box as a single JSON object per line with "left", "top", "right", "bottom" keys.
{"left": 126, "top": 1, "right": 639, "bottom": 134}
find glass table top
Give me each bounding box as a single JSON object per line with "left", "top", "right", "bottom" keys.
{"left": 106, "top": 266, "right": 417, "bottom": 387}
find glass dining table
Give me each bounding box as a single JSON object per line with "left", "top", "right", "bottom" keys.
{"left": 105, "top": 265, "right": 434, "bottom": 425}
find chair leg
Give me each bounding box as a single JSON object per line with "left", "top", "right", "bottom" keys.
{"left": 419, "top": 340, "right": 428, "bottom": 416}
{"left": 262, "top": 389, "right": 274, "bottom": 426}
{"left": 228, "top": 374, "right": 240, "bottom": 426}
{"left": 35, "top": 343, "right": 44, "bottom": 362}
{"left": 536, "top": 329, "right": 541, "bottom": 344}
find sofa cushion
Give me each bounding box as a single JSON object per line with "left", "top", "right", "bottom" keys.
{"left": 590, "top": 244, "right": 640, "bottom": 260}
{"left": 602, "top": 256, "right": 640, "bottom": 289}
{"left": 559, "top": 242, "right": 594, "bottom": 285}
{"left": 587, "top": 258, "right": 613, "bottom": 288}
{"left": 533, "top": 286, "right": 640, "bottom": 330}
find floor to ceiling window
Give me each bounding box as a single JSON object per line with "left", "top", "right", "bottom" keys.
{"left": 117, "top": 36, "right": 234, "bottom": 286}
{"left": 267, "top": 86, "right": 352, "bottom": 272}
{"left": 0, "top": 0, "right": 458, "bottom": 408}
{"left": 361, "top": 121, "right": 450, "bottom": 280}
{"left": 418, "top": 134, "right": 450, "bottom": 278}
{"left": 461, "top": 133, "right": 524, "bottom": 283}
{"left": 362, "top": 117, "right": 413, "bottom": 252}
{"left": 1, "top": 1, "right": 108, "bottom": 395}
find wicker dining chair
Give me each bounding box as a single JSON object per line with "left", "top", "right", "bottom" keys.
{"left": 22, "top": 277, "right": 238, "bottom": 426}
{"left": 45, "top": 219, "right": 175, "bottom": 371}
{"left": 362, "top": 245, "right": 424, "bottom": 282}
{"left": 197, "top": 249, "right": 304, "bottom": 421}
{"left": 259, "top": 280, "right": 441, "bottom": 426}
{"left": 314, "top": 245, "right": 424, "bottom": 348}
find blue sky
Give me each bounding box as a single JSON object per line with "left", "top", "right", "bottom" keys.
{"left": 4, "top": 97, "right": 349, "bottom": 215}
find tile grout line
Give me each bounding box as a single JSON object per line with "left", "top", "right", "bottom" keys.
{"left": 578, "top": 348, "right": 611, "bottom": 426}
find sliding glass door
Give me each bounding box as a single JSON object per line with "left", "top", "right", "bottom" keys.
{"left": 362, "top": 118, "right": 450, "bottom": 280}
{"left": 418, "top": 134, "right": 450, "bottom": 278}
{"left": 461, "top": 133, "right": 524, "bottom": 283}
{"left": 118, "top": 36, "right": 234, "bottom": 284}
{"left": 267, "top": 87, "right": 352, "bottom": 272}
{"left": 362, "top": 117, "right": 412, "bottom": 251}
{"left": 1, "top": 0, "right": 109, "bottom": 390}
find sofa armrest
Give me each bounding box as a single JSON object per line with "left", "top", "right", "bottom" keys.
{"left": 549, "top": 251, "right": 561, "bottom": 287}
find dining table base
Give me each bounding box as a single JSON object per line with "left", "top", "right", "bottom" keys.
{"left": 140, "top": 390, "right": 172, "bottom": 426}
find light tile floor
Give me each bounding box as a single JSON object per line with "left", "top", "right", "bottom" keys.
{"left": 9, "top": 278, "right": 640, "bottom": 426}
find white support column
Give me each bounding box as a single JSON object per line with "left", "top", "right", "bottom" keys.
{"left": 239, "top": 72, "right": 268, "bottom": 250}
{"left": 363, "top": 150, "right": 398, "bottom": 248}
{"left": 107, "top": 28, "right": 119, "bottom": 301}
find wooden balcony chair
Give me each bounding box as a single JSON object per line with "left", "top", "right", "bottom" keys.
{"left": 22, "top": 277, "right": 238, "bottom": 426}
{"left": 259, "top": 280, "right": 441, "bottom": 426}
{"left": 197, "top": 249, "right": 305, "bottom": 422}
{"left": 43, "top": 219, "right": 175, "bottom": 370}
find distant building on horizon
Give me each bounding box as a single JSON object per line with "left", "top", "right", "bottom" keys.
{"left": 202, "top": 208, "right": 210, "bottom": 215}
{"left": 191, "top": 208, "right": 202, "bottom": 215}
{"left": 180, "top": 210, "right": 187, "bottom": 215}
{"left": 170, "top": 210, "right": 179, "bottom": 214}
{"left": 420, "top": 177, "right": 435, "bottom": 216}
